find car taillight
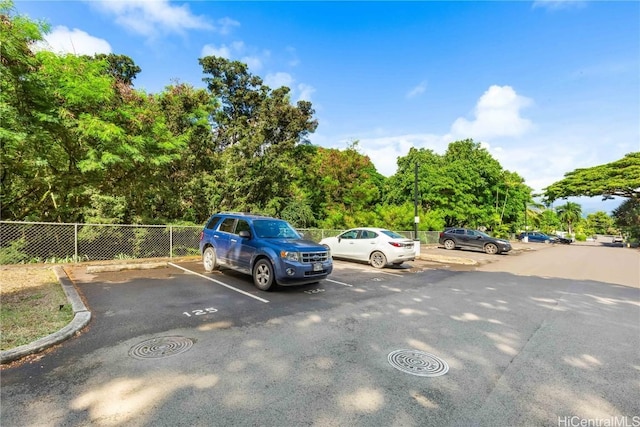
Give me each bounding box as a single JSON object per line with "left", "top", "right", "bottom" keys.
{"left": 199, "top": 231, "right": 204, "bottom": 241}
{"left": 389, "top": 242, "right": 402, "bottom": 247}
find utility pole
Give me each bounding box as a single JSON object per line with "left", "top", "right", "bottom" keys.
{"left": 414, "top": 163, "right": 420, "bottom": 255}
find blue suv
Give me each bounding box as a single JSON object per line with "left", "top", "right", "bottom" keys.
{"left": 199, "top": 213, "right": 332, "bottom": 291}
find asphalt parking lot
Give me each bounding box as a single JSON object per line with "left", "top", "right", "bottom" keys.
{"left": 1, "top": 243, "right": 638, "bottom": 427}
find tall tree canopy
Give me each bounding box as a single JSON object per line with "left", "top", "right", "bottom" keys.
{"left": 543, "top": 152, "right": 640, "bottom": 202}
{"left": 385, "top": 140, "right": 531, "bottom": 230}
{"left": 199, "top": 56, "right": 318, "bottom": 216}
{"left": 2, "top": 2, "right": 547, "bottom": 234}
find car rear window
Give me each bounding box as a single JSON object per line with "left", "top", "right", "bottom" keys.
{"left": 381, "top": 230, "right": 405, "bottom": 239}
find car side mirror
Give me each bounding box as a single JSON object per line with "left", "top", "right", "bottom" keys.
{"left": 239, "top": 230, "right": 250, "bottom": 239}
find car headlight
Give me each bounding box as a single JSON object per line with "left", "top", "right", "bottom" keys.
{"left": 280, "top": 251, "right": 300, "bottom": 262}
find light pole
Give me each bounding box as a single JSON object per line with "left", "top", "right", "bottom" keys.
{"left": 414, "top": 163, "right": 420, "bottom": 255}
{"left": 523, "top": 202, "right": 528, "bottom": 242}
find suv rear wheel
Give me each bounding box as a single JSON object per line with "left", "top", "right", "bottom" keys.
{"left": 443, "top": 239, "right": 456, "bottom": 250}
{"left": 253, "top": 259, "right": 275, "bottom": 291}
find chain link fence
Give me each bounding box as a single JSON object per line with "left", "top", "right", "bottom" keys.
{"left": 0, "top": 221, "right": 441, "bottom": 265}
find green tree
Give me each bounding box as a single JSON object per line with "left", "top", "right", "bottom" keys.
{"left": 584, "top": 211, "right": 614, "bottom": 235}
{"left": 199, "top": 56, "right": 317, "bottom": 215}
{"left": 544, "top": 152, "right": 640, "bottom": 201}
{"left": 612, "top": 198, "right": 640, "bottom": 242}
{"left": 0, "top": 0, "right": 51, "bottom": 219}
{"left": 156, "top": 82, "right": 220, "bottom": 223}
{"left": 537, "top": 209, "right": 562, "bottom": 234}
{"left": 385, "top": 140, "right": 530, "bottom": 231}
{"left": 556, "top": 201, "right": 582, "bottom": 235}
{"left": 303, "top": 143, "right": 383, "bottom": 228}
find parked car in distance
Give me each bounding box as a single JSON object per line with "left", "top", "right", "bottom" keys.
{"left": 199, "top": 212, "right": 332, "bottom": 291}
{"left": 439, "top": 228, "right": 512, "bottom": 254}
{"left": 612, "top": 235, "right": 624, "bottom": 244}
{"left": 517, "top": 231, "right": 558, "bottom": 243}
{"left": 319, "top": 227, "right": 415, "bottom": 268}
{"left": 550, "top": 234, "right": 572, "bottom": 244}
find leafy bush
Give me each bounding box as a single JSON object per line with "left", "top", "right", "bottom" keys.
{"left": 0, "top": 238, "right": 27, "bottom": 264}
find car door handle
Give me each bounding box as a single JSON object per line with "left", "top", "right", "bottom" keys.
{"left": 231, "top": 239, "right": 238, "bottom": 243}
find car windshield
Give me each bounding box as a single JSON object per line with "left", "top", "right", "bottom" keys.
{"left": 381, "top": 230, "right": 406, "bottom": 239}
{"left": 476, "top": 230, "right": 492, "bottom": 238}
{"left": 252, "top": 219, "right": 301, "bottom": 239}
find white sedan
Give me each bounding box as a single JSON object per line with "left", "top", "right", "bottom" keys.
{"left": 319, "top": 227, "right": 416, "bottom": 268}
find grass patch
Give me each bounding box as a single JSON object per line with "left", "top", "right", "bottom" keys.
{"left": 0, "top": 267, "right": 74, "bottom": 351}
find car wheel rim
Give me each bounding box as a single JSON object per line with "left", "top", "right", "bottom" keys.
{"left": 204, "top": 251, "right": 213, "bottom": 270}
{"left": 257, "top": 264, "right": 270, "bottom": 285}
{"left": 444, "top": 240, "right": 455, "bottom": 250}
{"left": 371, "top": 252, "right": 385, "bottom": 268}
{"left": 486, "top": 244, "right": 497, "bottom": 254}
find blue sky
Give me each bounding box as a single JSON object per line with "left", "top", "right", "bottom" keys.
{"left": 17, "top": 0, "right": 640, "bottom": 213}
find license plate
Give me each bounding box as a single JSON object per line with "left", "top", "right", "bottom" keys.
{"left": 313, "top": 262, "right": 323, "bottom": 271}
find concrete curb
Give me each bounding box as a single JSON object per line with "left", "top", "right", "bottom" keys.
{"left": 86, "top": 261, "right": 168, "bottom": 273}
{"left": 0, "top": 266, "right": 91, "bottom": 365}
{"left": 416, "top": 253, "right": 478, "bottom": 265}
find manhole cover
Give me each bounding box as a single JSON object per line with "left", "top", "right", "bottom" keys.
{"left": 388, "top": 349, "right": 449, "bottom": 377}
{"left": 129, "top": 336, "right": 194, "bottom": 360}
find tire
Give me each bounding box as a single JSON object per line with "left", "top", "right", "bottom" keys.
{"left": 203, "top": 247, "right": 217, "bottom": 272}
{"left": 443, "top": 239, "right": 456, "bottom": 250}
{"left": 253, "top": 259, "right": 275, "bottom": 291}
{"left": 484, "top": 243, "right": 499, "bottom": 254}
{"left": 370, "top": 251, "right": 387, "bottom": 269}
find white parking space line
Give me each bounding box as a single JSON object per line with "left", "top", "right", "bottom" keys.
{"left": 168, "top": 263, "right": 269, "bottom": 303}
{"left": 365, "top": 270, "right": 403, "bottom": 277}
{"left": 325, "top": 278, "right": 353, "bottom": 287}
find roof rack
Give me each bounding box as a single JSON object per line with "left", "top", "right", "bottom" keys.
{"left": 216, "top": 212, "right": 269, "bottom": 217}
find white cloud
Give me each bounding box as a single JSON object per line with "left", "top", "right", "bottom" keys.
{"left": 201, "top": 44, "right": 232, "bottom": 59}
{"left": 286, "top": 46, "right": 300, "bottom": 67}
{"left": 216, "top": 17, "right": 241, "bottom": 35}
{"left": 241, "top": 55, "right": 263, "bottom": 71}
{"left": 200, "top": 42, "right": 265, "bottom": 71}
{"left": 532, "top": 0, "right": 587, "bottom": 11}
{"left": 449, "top": 85, "right": 533, "bottom": 140}
{"left": 35, "top": 26, "right": 112, "bottom": 55}
{"left": 406, "top": 81, "right": 427, "bottom": 99}
{"left": 265, "top": 72, "right": 294, "bottom": 89}
{"left": 90, "top": 0, "right": 214, "bottom": 38}
{"left": 355, "top": 133, "right": 449, "bottom": 177}
{"left": 297, "top": 83, "right": 315, "bottom": 102}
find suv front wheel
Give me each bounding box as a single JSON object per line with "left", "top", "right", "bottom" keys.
{"left": 253, "top": 259, "right": 275, "bottom": 291}
{"left": 203, "top": 247, "right": 218, "bottom": 272}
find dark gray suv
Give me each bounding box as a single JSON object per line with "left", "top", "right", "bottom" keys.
{"left": 199, "top": 213, "right": 332, "bottom": 291}
{"left": 439, "top": 228, "right": 512, "bottom": 254}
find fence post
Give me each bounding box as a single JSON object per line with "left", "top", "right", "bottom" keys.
{"left": 74, "top": 223, "right": 78, "bottom": 260}
{"left": 169, "top": 226, "right": 173, "bottom": 259}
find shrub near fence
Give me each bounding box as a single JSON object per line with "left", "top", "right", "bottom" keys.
{"left": 0, "top": 221, "right": 441, "bottom": 265}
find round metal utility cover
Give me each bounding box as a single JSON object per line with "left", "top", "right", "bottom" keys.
{"left": 129, "top": 336, "right": 194, "bottom": 360}
{"left": 388, "top": 349, "right": 449, "bottom": 377}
